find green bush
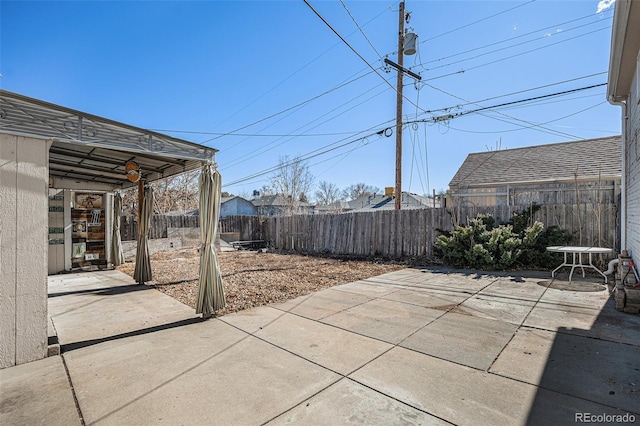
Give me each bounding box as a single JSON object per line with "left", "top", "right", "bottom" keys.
{"left": 434, "top": 205, "right": 571, "bottom": 270}
{"left": 508, "top": 204, "right": 573, "bottom": 268}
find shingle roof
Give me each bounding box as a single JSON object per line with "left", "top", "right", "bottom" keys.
{"left": 349, "top": 192, "right": 436, "bottom": 212}
{"left": 252, "top": 195, "right": 310, "bottom": 208}
{"left": 448, "top": 136, "right": 622, "bottom": 188}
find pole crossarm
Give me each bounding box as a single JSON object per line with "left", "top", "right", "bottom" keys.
{"left": 384, "top": 58, "right": 422, "bottom": 81}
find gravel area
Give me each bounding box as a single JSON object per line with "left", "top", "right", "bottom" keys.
{"left": 117, "top": 248, "right": 406, "bottom": 316}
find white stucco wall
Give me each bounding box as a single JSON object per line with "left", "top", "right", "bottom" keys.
{"left": 625, "top": 62, "right": 640, "bottom": 259}
{"left": 0, "top": 134, "right": 50, "bottom": 368}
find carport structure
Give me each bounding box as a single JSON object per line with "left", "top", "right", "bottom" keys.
{"left": 0, "top": 90, "right": 218, "bottom": 368}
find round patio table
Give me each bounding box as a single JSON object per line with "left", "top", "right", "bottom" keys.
{"left": 546, "top": 246, "right": 614, "bottom": 283}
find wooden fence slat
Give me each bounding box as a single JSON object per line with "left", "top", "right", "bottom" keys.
{"left": 119, "top": 202, "right": 618, "bottom": 257}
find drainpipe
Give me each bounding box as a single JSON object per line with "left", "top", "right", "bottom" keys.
{"left": 608, "top": 96, "right": 627, "bottom": 251}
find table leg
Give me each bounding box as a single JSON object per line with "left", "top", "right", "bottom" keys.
{"left": 569, "top": 252, "right": 576, "bottom": 282}
{"left": 588, "top": 253, "right": 608, "bottom": 283}
{"left": 552, "top": 252, "right": 569, "bottom": 278}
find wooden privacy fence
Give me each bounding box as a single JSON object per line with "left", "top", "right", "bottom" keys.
{"left": 120, "top": 215, "right": 199, "bottom": 241}
{"left": 121, "top": 202, "right": 618, "bottom": 257}
{"left": 261, "top": 203, "right": 618, "bottom": 258}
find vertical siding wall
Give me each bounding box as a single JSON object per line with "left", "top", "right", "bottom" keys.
{"left": 625, "top": 64, "right": 640, "bottom": 259}
{"left": 0, "top": 135, "right": 50, "bottom": 368}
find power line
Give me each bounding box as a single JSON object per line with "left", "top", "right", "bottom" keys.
{"left": 419, "top": 72, "right": 607, "bottom": 114}
{"left": 422, "top": 18, "right": 612, "bottom": 72}
{"left": 419, "top": 9, "right": 613, "bottom": 67}
{"left": 199, "top": 68, "right": 375, "bottom": 144}
{"left": 151, "top": 129, "right": 361, "bottom": 138}
{"left": 417, "top": 83, "right": 601, "bottom": 140}
{"left": 195, "top": 4, "right": 391, "bottom": 146}
{"left": 224, "top": 85, "right": 606, "bottom": 189}
{"left": 303, "top": 0, "right": 427, "bottom": 114}
{"left": 422, "top": 0, "right": 536, "bottom": 43}
{"left": 221, "top": 79, "right": 395, "bottom": 170}
{"left": 437, "top": 83, "right": 606, "bottom": 119}
{"left": 445, "top": 101, "right": 608, "bottom": 135}
{"left": 418, "top": 26, "right": 610, "bottom": 82}
{"left": 224, "top": 125, "right": 392, "bottom": 187}
{"left": 340, "top": 0, "right": 384, "bottom": 61}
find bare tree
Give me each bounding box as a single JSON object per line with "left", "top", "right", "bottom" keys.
{"left": 152, "top": 170, "right": 200, "bottom": 214}
{"left": 118, "top": 170, "right": 200, "bottom": 216}
{"left": 342, "top": 183, "right": 380, "bottom": 201}
{"left": 314, "top": 181, "right": 341, "bottom": 205}
{"left": 266, "top": 155, "right": 314, "bottom": 214}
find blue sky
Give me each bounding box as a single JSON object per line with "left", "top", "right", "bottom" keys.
{"left": 1, "top": 0, "right": 620, "bottom": 199}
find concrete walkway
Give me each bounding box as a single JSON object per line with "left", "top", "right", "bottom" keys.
{"left": 2, "top": 268, "right": 639, "bottom": 425}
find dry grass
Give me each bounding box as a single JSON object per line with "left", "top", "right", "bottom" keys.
{"left": 117, "top": 248, "right": 405, "bottom": 316}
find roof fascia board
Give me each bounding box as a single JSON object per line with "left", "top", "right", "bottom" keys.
{"left": 607, "top": 0, "right": 639, "bottom": 100}
{"left": 50, "top": 176, "right": 119, "bottom": 191}
{"left": 49, "top": 136, "right": 211, "bottom": 163}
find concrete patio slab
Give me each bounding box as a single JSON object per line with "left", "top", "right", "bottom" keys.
{"left": 410, "top": 272, "right": 500, "bottom": 293}
{"left": 320, "top": 298, "right": 444, "bottom": 344}
{"left": 523, "top": 298, "right": 640, "bottom": 345}
{"left": 350, "top": 346, "right": 630, "bottom": 426}
{"left": 267, "top": 378, "right": 448, "bottom": 425}
{"left": 0, "top": 356, "right": 80, "bottom": 426}
{"left": 5, "top": 267, "right": 638, "bottom": 425}
{"left": 537, "top": 284, "right": 610, "bottom": 307}
{"left": 455, "top": 294, "right": 536, "bottom": 324}
{"left": 219, "top": 305, "right": 287, "bottom": 334}
{"left": 254, "top": 312, "right": 393, "bottom": 375}
{"left": 271, "top": 288, "right": 371, "bottom": 320}
{"left": 490, "top": 327, "right": 640, "bottom": 414}
{"left": 49, "top": 271, "right": 198, "bottom": 345}
{"left": 524, "top": 301, "right": 604, "bottom": 332}
{"left": 478, "top": 276, "right": 548, "bottom": 301}
{"left": 380, "top": 287, "right": 470, "bottom": 310}
{"left": 400, "top": 311, "right": 518, "bottom": 370}
{"left": 70, "top": 332, "right": 341, "bottom": 425}
{"left": 331, "top": 279, "right": 404, "bottom": 297}
{"left": 62, "top": 319, "right": 249, "bottom": 423}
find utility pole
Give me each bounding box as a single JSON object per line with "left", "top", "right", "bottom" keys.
{"left": 385, "top": 2, "right": 419, "bottom": 209}
{"left": 394, "top": 1, "right": 405, "bottom": 211}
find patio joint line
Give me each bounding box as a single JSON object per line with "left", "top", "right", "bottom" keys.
{"left": 220, "top": 300, "right": 368, "bottom": 378}
{"left": 89, "top": 324, "right": 254, "bottom": 425}
{"left": 258, "top": 376, "right": 344, "bottom": 426}
{"left": 343, "top": 377, "right": 457, "bottom": 425}
{"left": 52, "top": 317, "right": 86, "bottom": 426}
{"left": 515, "top": 324, "right": 640, "bottom": 348}
{"left": 395, "top": 275, "right": 498, "bottom": 348}
{"left": 485, "top": 276, "right": 554, "bottom": 372}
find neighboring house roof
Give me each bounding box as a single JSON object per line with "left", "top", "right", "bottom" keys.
{"left": 348, "top": 194, "right": 390, "bottom": 210}
{"left": 163, "top": 197, "right": 254, "bottom": 217}
{"left": 449, "top": 136, "right": 622, "bottom": 189}
{"left": 252, "top": 195, "right": 311, "bottom": 208}
{"left": 349, "top": 192, "right": 437, "bottom": 212}
{"left": 314, "top": 200, "right": 352, "bottom": 212}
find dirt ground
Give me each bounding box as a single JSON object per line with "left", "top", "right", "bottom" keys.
{"left": 117, "top": 248, "right": 406, "bottom": 316}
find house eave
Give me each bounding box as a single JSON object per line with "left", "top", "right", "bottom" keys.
{"left": 607, "top": 0, "right": 640, "bottom": 101}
